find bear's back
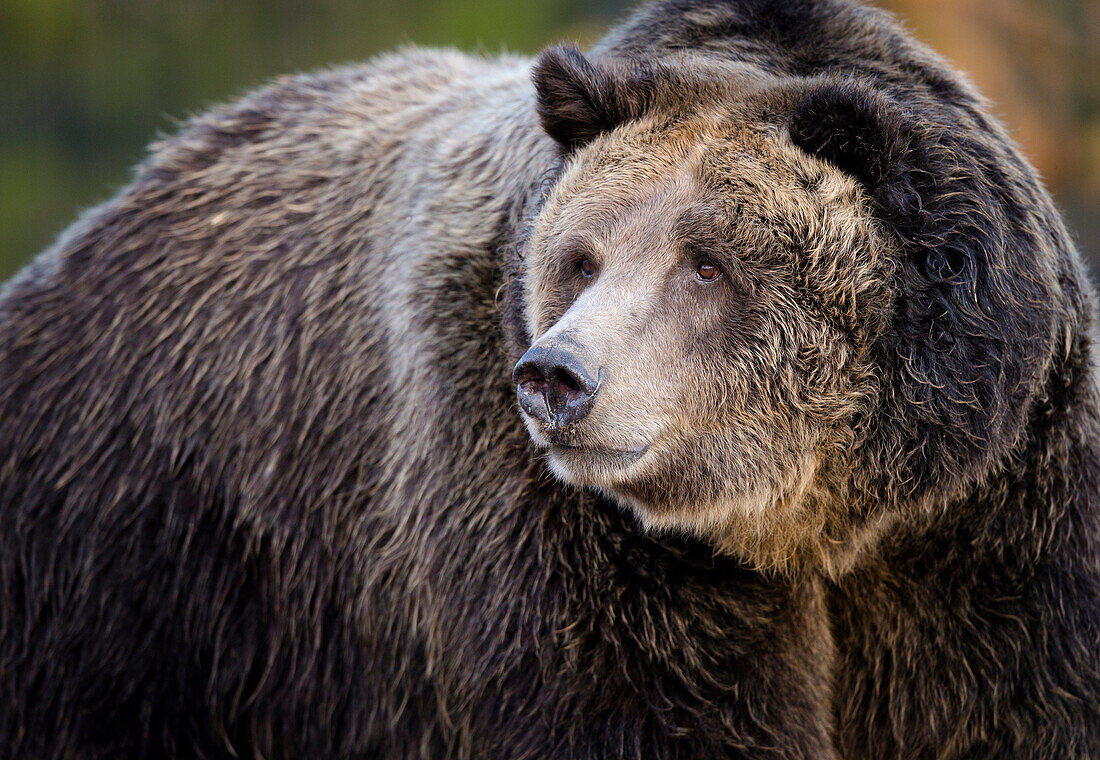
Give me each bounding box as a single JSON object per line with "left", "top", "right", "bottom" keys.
{"left": 0, "top": 48, "right": 552, "bottom": 759}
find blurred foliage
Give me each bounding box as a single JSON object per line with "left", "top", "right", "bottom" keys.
{"left": 0, "top": 0, "right": 1096, "bottom": 280}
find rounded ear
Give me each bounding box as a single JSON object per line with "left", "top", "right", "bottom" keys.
{"left": 532, "top": 44, "right": 656, "bottom": 151}
{"left": 788, "top": 80, "right": 922, "bottom": 223}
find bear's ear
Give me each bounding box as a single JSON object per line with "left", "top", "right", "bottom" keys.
{"left": 788, "top": 80, "right": 911, "bottom": 193}
{"left": 533, "top": 44, "right": 656, "bottom": 151}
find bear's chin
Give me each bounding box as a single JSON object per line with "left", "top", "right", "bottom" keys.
{"left": 544, "top": 442, "right": 650, "bottom": 485}
{"left": 574, "top": 448, "right": 843, "bottom": 572}
{"left": 616, "top": 491, "right": 823, "bottom": 571}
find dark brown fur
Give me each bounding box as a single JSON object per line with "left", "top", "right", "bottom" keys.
{"left": 0, "top": 45, "right": 836, "bottom": 760}
{"left": 558, "top": 0, "right": 1099, "bottom": 757}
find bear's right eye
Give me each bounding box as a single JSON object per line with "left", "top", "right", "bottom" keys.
{"left": 696, "top": 262, "right": 721, "bottom": 282}
{"left": 578, "top": 258, "right": 596, "bottom": 278}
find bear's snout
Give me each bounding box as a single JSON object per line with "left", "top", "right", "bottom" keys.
{"left": 513, "top": 342, "right": 601, "bottom": 428}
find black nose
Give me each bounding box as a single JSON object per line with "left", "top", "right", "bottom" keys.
{"left": 513, "top": 343, "right": 601, "bottom": 427}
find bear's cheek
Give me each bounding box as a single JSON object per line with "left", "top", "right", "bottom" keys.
{"left": 603, "top": 423, "right": 813, "bottom": 536}
{"left": 600, "top": 410, "right": 827, "bottom": 551}
{"left": 600, "top": 335, "right": 836, "bottom": 534}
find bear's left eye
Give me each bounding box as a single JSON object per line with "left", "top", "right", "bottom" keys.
{"left": 696, "top": 262, "right": 721, "bottom": 282}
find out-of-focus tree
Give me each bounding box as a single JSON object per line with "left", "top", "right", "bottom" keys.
{"left": 0, "top": 0, "right": 1095, "bottom": 279}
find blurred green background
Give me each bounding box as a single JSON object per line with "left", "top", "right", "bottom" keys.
{"left": 1, "top": 0, "right": 1097, "bottom": 280}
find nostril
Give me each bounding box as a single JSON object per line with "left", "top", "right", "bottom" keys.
{"left": 513, "top": 359, "right": 546, "bottom": 388}
{"left": 519, "top": 376, "right": 549, "bottom": 398}
{"left": 552, "top": 367, "right": 582, "bottom": 395}
{"left": 514, "top": 362, "right": 552, "bottom": 424}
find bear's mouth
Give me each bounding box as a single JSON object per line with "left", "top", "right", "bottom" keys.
{"left": 520, "top": 416, "right": 651, "bottom": 474}
{"left": 547, "top": 441, "right": 648, "bottom": 465}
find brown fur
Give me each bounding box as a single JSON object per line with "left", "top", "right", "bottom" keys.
{"left": 0, "top": 45, "right": 837, "bottom": 760}
{"left": 523, "top": 0, "right": 1100, "bottom": 757}
{"left": 518, "top": 104, "right": 893, "bottom": 571}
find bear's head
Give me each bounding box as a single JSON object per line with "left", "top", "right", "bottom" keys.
{"left": 510, "top": 45, "right": 1086, "bottom": 572}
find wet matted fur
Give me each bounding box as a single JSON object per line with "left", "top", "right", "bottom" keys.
{"left": 2, "top": 1, "right": 1098, "bottom": 759}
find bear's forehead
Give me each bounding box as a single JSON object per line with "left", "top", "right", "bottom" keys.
{"left": 542, "top": 120, "right": 873, "bottom": 257}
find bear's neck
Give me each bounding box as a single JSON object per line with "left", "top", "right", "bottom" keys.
{"left": 829, "top": 337, "right": 1100, "bottom": 760}
{"left": 960, "top": 397, "right": 1100, "bottom": 567}
{"left": 879, "top": 345, "right": 1100, "bottom": 573}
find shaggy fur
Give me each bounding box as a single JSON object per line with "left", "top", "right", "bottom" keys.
{"left": 2, "top": 1, "right": 1098, "bottom": 759}
{"left": 575, "top": 0, "right": 1100, "bottom": 757}
{"left": 0, "top": 44, "right": 836, "bottom": 760}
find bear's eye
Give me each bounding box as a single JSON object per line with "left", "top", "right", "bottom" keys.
{"left": 696, "top": 262, "right": 721, "bottom": 282}
{"left": 578, "top": 258, "right": 596, "bottom": 278}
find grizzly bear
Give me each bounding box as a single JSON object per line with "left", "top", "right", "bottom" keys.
{"left": 0, "top": 30, "right": 838, "bottom": 760}
{"left": 2, "top": 1, "right": 1098, "bottom": 760}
